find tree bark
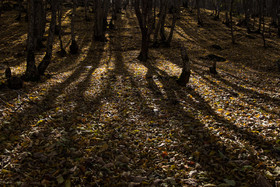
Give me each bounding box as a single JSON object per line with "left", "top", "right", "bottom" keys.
{"left": 230, "top": 0, "right": 235, "bottom": 44}
{"left": 57, "top": 0, "right": 66, "bottom": 55}
{"left": 177, "top": 45, "right": 191, "bottom": 86}
{"left": 166, "top": 0, "right": 180, "bottom": 46}
{"left": 38, "top": 0, "right": 57, "bottom": 75}
{"left": 94, "top": 0, "right": 108, "bottom": 41}
{"left": 70, "top": 0, "right": 79, "bottom": 54}
{"left": 134, "top": 0, "right": 153, "bottom": 61}
{"left": 153, "top": 0, "right": 168, "bottom": 46}
{"left": 24, "top": 0, "right": 39, "bottom": 81}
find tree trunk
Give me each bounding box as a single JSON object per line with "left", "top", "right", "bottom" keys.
{"left": 34, "top": 0, "right": 46, "bottom": 50}
{"left": 177, "top": 45, "right": 191, "bottom": 86}
{"left": 166, "top": 0, "right": 179, "bottom": 46}
{"left": 70, "top": 0, "right": 79, "bottom": 54}
{"left": 278, "top": 3, "right": 280, "bottom": 37}
{"left": 58, "top": 0, "right": 66, "bottom": 55}
{"left": 15, "top": 0, "right": 22, "bottom": 21}
{"left": 24, "top": 0, "right": 39, "bottom": 81}
{"left": 38, "top": 0, "right": 57, "bottom": 75}
{"left": 94, "top": 0, "right": 108, "bottom": 41}
{"left": 153, "top": 0, "right": 168, "bottom": 46}
{"left": 262, "top": 0, "right": 266, "bottom": 47}
{"left": 85, "top": 0, "right": 89, "bottom": 21}
{"left": 230, "top": 0, "right": 235, "bottom": 44}
{"left": 196, "top": 0, "right": 202, "bottom": 25}
{"left": 134, "top": 0, "right": 152, "bottom": 61}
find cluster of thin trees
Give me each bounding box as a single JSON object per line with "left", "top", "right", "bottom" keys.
{"left": 1, "top": 0, "right": 279, "bottom": 86}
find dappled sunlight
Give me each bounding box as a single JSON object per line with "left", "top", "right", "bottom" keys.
{"left": 155, "top": 59, "right": 181, "bottom": 77}
{"left": 124, "top": 61, "right": 147, "bottom": 78}
{"left": 1, "top": 3, "right": 280, "bottom": 186}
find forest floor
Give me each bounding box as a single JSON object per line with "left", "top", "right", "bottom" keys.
{"left": 0, "top": 6, "right": 280, "bottom": 187}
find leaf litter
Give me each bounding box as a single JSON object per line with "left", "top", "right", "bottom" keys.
{"left": 0, "top": 7, "right": 280, "bottom": 187}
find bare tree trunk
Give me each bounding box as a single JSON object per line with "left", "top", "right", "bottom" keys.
{"left": 243, "top": 0, "right": 251, "bottom": 33}
{"left": 230, "top": 0, "right": 235, "bottom": 44}
{"left": 15, "top": 0, "right": 22, "bottom": 21}
{"left": 196, "top": 0, "right": 202, "bottom": 25}
{"left": 134, "top": 0, "right": 153, "bottom": 61}
{"left": 38, "top": 0, "right": 57, "bottom": 75}
{"left": 258, "top": 0, "right": 262, "bottom": 32}
{"left": 57, "top": 0, "right": 66, "bottom": 56}
{"left": 278, "top": 3, "right": 280, "bottom": 37}
{"left": 34, "top": 0, "right": 46, "bottom": 50}
{"left": 153, "top": 0, "right": 168, "bottom": 46}
{"left": 94, "top": 0, "right": 108, "bottom": 41}
{"left": 262, "top": 0, "right": 266, "bottom": 47}
{"left": 177, "top": 45, "right": 191, "bottom": 86}
{"left": 85, "top": 0, "right": 90, "bottom": 21}
{"left": 166, "top": 0, "right": 180, "bottom": 46}
{"left": 24, "top": 0, "right": 39, "bottom": 81}
{"left": 70, "top": 0, "right": 79, "bottom": 54}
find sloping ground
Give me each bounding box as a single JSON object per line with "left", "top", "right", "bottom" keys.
{"left": 0, "top": 7, "right": 280, "bottom": 186}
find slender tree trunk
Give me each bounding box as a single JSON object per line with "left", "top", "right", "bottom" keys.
{"left": 70, "top": 0, "right": 79, "bottom": 54}
{"left": 196, "top": 0, "right": 202, "bottom": 25}
{"left": 262, "top": 0, "right": 266, "bottom": 47}
{"left": 16, "top": 0, "right": 22, "bottom": 21}
{"left": 58, "top": 0, "right": 65, "bottom": 55}
{"left": 153, "top": 0, "right": 168, "bottom": 46}
{"left": 278, "top": 3, "right": 280, "bottom": 37}
{"left": 24, "top": 0, "right": 39, "bottom": 81}
{"left": 258, "top": 0, "right": 262, "bottom": 32}
{"left": 230, "top": 0, "right": 235, "bottom": 44}
{"left": 134, "top": 0, "right": 152, "bottom": 61}
{"left": 38, "top": 0, "right": 57, "bottom": 75}
{"left": 85, "top": 0, "right": 89, "bottom": 21}
{"left": 166, "top": 0, "right": 179, "bottom": 46}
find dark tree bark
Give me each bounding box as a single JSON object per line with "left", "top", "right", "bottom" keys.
{"left": 34, "top": 0, "right": 46, "bottom": 50}
{"left": 38, "top": 0, "right": 57, "bottom": 75}
{"left": 70, "top": 0, "right": 79, "bottom": 54}
{"left": 57, "top": 0, "right": 66, "bottom": 56}
{"left": 177, "top": 45, "right": 191, "bottom": 86}
{"left": 165, "top": 0, "right": 180, "bottom": 47}
{"left": 24, "top": 0, "right": 39, "bottom": 81}
{"left": 262, "top": 0, "right": 266, "bottom": 48}
{"left": 94, "top": 0, "right": 109, "bottom": 41}
{"left": 153, "top": 0, "right": 168, "bottom": 47}
{"left": 134, "top": 0, "right": 153, "bottom": 62}
{"left": 15, "top": 0, "right": 23, "bottom": 21}
{"left": 196, "top": 0, "right": 202, "bottom": 25}
{"left": 243, "top": 0, "right": 251, "bottom": 33}
{"left": 230, "top": 0, "right": 235, "bottom": 44}
{"left": 277, "top": 3, "right": 280, "bottom": 37}
{"left": 85, "top": 0, "right": 90, "bottom": 21}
